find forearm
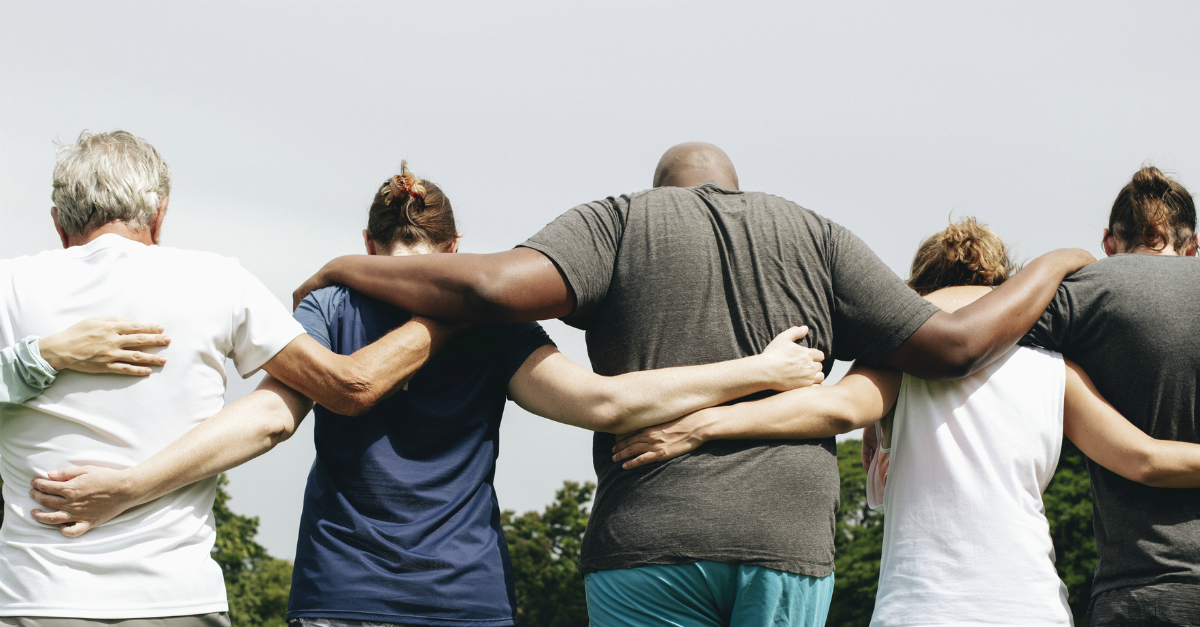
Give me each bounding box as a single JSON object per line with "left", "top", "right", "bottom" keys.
{"left": 700, "top": 386, "right": 877, "bottom": 441}
{"left": 886, "top": 248, "right": 1093, "bottom": 380}
{"left": 120, "top": 378, "right": 311, "bottom": 507}
{"left": 266, "top": 317, "right": 454, "bottom": 415}
{"left": 601, "top": 356, "right": 783, "bottom": 433}
{"left": 312, "top": 248, "right": 573, "bottom": 323}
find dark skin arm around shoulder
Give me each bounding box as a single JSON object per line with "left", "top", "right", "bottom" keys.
{"left": 294, "top": 246, "right": 1092, "bottom": 382}
{"left": 292, "top": 247, "right": 575, "bottom": 323}
{"left": 884, "top": 248, "right": 1094, "bottom": 380}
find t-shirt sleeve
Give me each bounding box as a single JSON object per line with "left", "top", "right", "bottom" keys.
{"left": 228, "top": 264, "right": 306, "bottom": 378}
{"left": 1021, "top": 284, "right": 1071, "bottom": 352}
{"left": 519, "top": 197, "right": 628, "bottom": 324}
{"left": 293, "top": 286, "right": 346, "bottom": 351}
{"left": 502, "top": 322, "right": 555, "bottom": 398}
{"left": 827, "top": 224, "right": 940, "bottom": 363}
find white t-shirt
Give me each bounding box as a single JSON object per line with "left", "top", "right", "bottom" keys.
{"left": 871, "top": 346, "right": 1072, "bottom": 627}
{"left": 0, "top": 234, "right": 304, "bottom": 618}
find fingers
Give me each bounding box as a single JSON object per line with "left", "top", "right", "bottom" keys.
{"left": 116, "top": 333, "right": 171, "bottom": 349}
{"left": 45, "top": 466, "right": 90, "bottom": 483}
{"left": 776, "top": 325, "right": 809, "bottom": 343}
{"left": 809, "top": 349, "right": 825, "bottom": 362}
{"left": 28, "top": 489, "right": 68, "bottom": 510}
{"left": 111, "top": 349, "right": 168, "bottom": 365}
{"left": 60, "top": 521, "right": 94, "bottom": 538}
{"left": 110, "top": 320, "right": 166, "bottom": 335}
{"left": 31, "top": 508, "right": 77, "bottom": 525}
{"left": 105, "top": 362, "right": 154, "bottom": 376}
{"left": 621, "top": 451, "right": 665, "bottom": 470}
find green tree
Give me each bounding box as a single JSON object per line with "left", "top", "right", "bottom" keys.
{"left": 1043, "top": 438, "right": 1097, "bottom": 622}
{"left": 828, "top": 439, "right": 885, "bottom": 627}
{"left": 212, "top": 474, "right": 293, "bottom": 627}
{"left": 501, "top": 480, "right": 593, "bottom": 627}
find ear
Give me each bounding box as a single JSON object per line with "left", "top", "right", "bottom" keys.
{"left": 51, "top": 207, "right": 69, "bottom": 249}
{"left": 447, "top": 232, "right": 463, "bottom": 254}
{"left": 1101, "top": 228, "right": 1119, "bottom": 257}
{"left": 363, "top": 230, "right": 377, "bottom": 255}
{"left": 1185, "top": 233, "right": 1199, "bottom": 257}
{"left": 149, "top": 198, "right": 169, "bottom": 245}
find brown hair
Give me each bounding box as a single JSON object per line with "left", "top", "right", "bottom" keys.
{"left": 908, "top": 217, "right": 1015, "bottom": 296}
{"left": 366, "top": 161, "right": 457, "bottom": 253}
{"left": 1108, "top": 166, "right": 1196, "bottom": 253}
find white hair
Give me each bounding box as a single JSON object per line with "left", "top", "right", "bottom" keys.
{"left": 51, "top": 130, "right": 171, "bottom": 237}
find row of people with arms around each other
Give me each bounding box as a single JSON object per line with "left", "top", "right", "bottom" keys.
{"left": 2, "top": 130, "right": 1198, "bottom": 627}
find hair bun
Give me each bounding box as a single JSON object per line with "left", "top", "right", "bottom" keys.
{"left": 1131, "top": 166, "right": 1173, "bottom": 199}
{"left": 384, "top": 172, "right": 427, "bottom": 206}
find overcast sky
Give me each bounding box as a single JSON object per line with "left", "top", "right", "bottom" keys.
{"left": 2, "top": 1, "right": 1197, "bottom": 559}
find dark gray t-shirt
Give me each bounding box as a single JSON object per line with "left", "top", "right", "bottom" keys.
{"left": 1023, "top": 254, "right": 1200, "bottom": 598}
{"left": 522, "top": 183, "right": 938, "bottom": 576}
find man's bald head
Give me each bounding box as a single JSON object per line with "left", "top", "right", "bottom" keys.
{"left": 652, "top": 142, "right": 739, "bottom": 191}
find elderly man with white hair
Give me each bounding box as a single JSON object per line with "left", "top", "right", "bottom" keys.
{"left": 0, "top": 130, "right": 457, "bottom": 627}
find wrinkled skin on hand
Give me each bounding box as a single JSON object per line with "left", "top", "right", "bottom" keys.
{"left": 28, "top": 466, "right": 136, "bottom": 538}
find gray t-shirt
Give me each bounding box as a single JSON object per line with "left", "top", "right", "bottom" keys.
{"left": 522, "top": 183, "right": 938, "bottom": 576}
{"left": 1023, "top": 254, "right": 1200, "bottom": 599}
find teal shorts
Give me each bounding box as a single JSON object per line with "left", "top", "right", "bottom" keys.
{"left": 584, "top": 561, "right": 834, "bottom": 627}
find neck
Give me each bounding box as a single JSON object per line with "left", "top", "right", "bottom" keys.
{"left": 1127, "top": 244, "right": 1178, "bottom": 256}
{"left": 67, "top": 222, "right": 154, "bottom": 248}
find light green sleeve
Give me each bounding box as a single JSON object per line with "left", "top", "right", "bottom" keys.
{"left": 0, "top": 336, "right": 59, "bottom": 404}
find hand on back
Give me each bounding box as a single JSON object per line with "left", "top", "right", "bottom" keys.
{"left": 38, "top": 317, "right": 170, "bottom": 376}
{"left": 758, "top": 326, "right": 825, "bottom": 391}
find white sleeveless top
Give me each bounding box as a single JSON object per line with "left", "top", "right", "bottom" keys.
{"left": 871, "top": 346, "right": 1072, "bottom": 627}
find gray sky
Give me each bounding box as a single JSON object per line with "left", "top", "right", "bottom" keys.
{"left": 2, "top": 1, "right": 1197, "bottom": 559}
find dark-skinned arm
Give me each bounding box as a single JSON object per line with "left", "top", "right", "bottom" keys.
{"left": 292, "top": 248, "right": 574, "bottom": 323}
{"left": 883, "top": 248, "right": 1094, "bottom": 380}
{"left": 262, "top": 315, "right": 458, "bottom": 416}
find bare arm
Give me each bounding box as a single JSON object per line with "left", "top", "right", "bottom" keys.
{"left": 29, "top": 375, "right": 312, "bottom": 537}
{"left": 1064, "top": 360, "right": 1200, "bottom": 488}
{"left": 508, "top": 326, "right": 825, "bottom": 434}
{"left": 884, "top": 248, "right": 1094, "bottom": 380}
{"left": 262, "top": 315, "right": 459, "bottom": 416}
{"left": 292, "top": 248, "right": 574, "bottom": 323}
{"left": 612, "top": 364, "right": 902, "bottom": 469}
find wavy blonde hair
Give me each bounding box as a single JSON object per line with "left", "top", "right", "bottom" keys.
{"left": 908, "top": 217, "right": 1015, "bottom": 296}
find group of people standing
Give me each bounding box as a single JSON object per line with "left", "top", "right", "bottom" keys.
{"left": 0, "top": 130, "right": 1196, "bottom": 627}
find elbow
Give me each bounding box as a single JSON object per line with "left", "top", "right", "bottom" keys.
{"left": 828, "top": 412, "right": 874, "bottom": 436}
{"left": 586, "top": 397, "right": 627, "bottom": 433}
{"left": 923, "top": 333, "right": 983, "bottom": 381}
{"left": 328, "top": 372, "right": 380, "bottom": 417}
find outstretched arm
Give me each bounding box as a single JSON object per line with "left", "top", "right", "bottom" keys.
{"left": 508, "top": 326, "right": 826, "bottom": 434}
{"left": 262, "top": 315, "right": 459, "bottom": 415}
{"left": 292, "top": 248, "right": 573, "bottom": 323}
{"left": 1064, "top": 360, "right": 1200, "bottom": 488}
{"left": 884, "top": 248, "right": 1094, "bottom": 380}
{"left": 29, "top": 375, "right": 312, "bottom": 537}
{"left": 612, "top": 364, "right": 902, "bottom": 469}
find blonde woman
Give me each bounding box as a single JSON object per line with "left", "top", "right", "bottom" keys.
{"left": 612, "top": 216, "right": 1200, "bottom": 626}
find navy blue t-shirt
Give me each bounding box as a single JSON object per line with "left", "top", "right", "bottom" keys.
{"left": 287, "top": 286, "right": 552, "bottom": 626}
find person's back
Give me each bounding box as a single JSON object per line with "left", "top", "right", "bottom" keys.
{"left": 872, "top": 344, "right": 1072, "bottom": 626}
{"left": 289, "top": 286, "right": 550, "bottom": 626}
{"left": 1024, "top": 167, "right": 1200, "bottom": 624}
{"left": 524, "top": 177, "right": 937, "bottom": 585}
{"left": 0, "top": 236, "right": 301, "bottom": 616}
{"left": 1027, "top": 255, "right": 1200, "bottom": 611}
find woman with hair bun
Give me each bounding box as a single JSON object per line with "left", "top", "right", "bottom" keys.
{"left": 281, "top": 162, "right": 829, "bottom": 627}
{"left": 612, "top": 211, "right": 1200, "bottom": 626}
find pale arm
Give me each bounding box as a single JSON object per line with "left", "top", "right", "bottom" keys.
{"left": 261, "top": 315, "right": 458, "bottom": 416}
{"left": 29, "top": 375, "right": 312, "bottom": 537}
{"left": 1064, "top": 360, "right": 1200, "bottom": 488}
{"left": 612, "top": 364, "right": 902, "bottom": 469}
{"left": 507, "top": 326, "right": 825, "bottom": 434}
